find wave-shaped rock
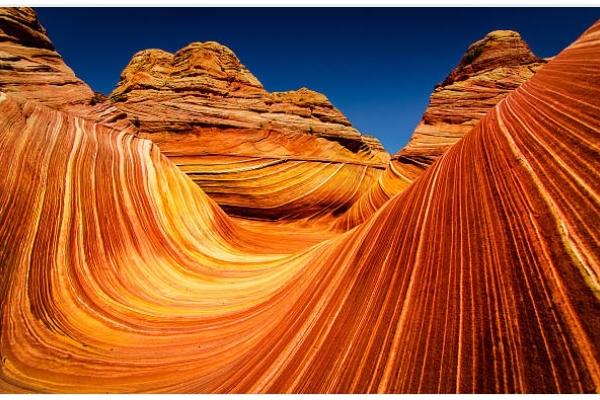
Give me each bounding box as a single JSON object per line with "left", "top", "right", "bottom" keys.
{"left": 0, "top": 16, "right": 598, "bottom": 394}
{"left": 108, "top": 40, "right": 389, "bottom": 221}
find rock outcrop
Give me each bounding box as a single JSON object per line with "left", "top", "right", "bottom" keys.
{"left": 334, "top": 29, "right": 549, "bottom": 228}
{"left": 110, "top": 42, "right": 385, "bottom": 156}
{"left": 0, "top": 7, "right": 131, "bottom": 129}
{"left": 0, "top": 7, "right": 388, "bottom": 223}
{"left": 1, "top": 19, "right": 599, "bottom": 393}
{"left": 398, "top": 29, "right": 547, "bottom": 165}
{"left": 109, "top": 41, "right": 389, "bottom": 221}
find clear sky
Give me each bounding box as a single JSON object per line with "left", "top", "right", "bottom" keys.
{"left": 36, "top": 7, "right": 598, "bottom": 153}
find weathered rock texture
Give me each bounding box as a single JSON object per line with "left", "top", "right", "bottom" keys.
{"left": 0, "top": 7, "right": 130, "bottom": 129}
{"left": 0, "top": 7, "right": 388, "bottom": 223}
{"left": 399, "top": 29, "right": 547, "bottom": 165}
{"left": 1, "top": 19, "right": 599, "bottom": 393}
{"left": 109, "top": 41, "right": 389, "bottom": 221}
{"left": 335, "top": 29, "right": 549, "bottom": 228}
{"left": 110, "top": 42, "right": 385, "bottom": 156}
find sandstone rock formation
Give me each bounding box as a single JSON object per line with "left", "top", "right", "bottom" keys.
{"left": 398, "top": 29, "right": 547, "bottom": 166}
{"left": 0, "top": 7, "right": 388, "bottom": 223}
{"left": 108, "top": 41, "right": 389, "bottom": 221}
{"left": 110, "top": 42, "right": 385, "bottom": 156}
{"left": 334, "top": 29, "right": 549, "bottom": 228}
{"left": 1, "top": 19, "right": 599, "bottom": 393}
{"left": 0, "top": 7, "right": 131, "bottom": 129}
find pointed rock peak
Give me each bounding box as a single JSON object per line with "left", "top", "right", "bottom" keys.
{"left": 442, "top": 29, "right": 542, "bottom": 86}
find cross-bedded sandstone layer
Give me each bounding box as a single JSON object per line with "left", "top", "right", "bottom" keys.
{"left": 108, "top": 41, "right": 389, "bottom": 222}
{"left": 335, "top": 29, "right": 549, "bottom": 228}
{"left": 0, "top": 8, "right": 132, "bottom": 130}
{"left": 0, "top": 12, "right": 599, "bottom": 394}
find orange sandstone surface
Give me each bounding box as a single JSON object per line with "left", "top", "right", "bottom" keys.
{"left": 399, "top": 29, "right": 547, "bottom": 165}
{"left": 335, "top": 29, "right": 549, "bottom": 228}
{"left": 108, "top": 41, "right": 389, "bottom": 222}
{"left": 0, "top": 8, "right": 132, "bottom": 130}
{"left": 0, "top": 7, "right": 599, "bottom": 394}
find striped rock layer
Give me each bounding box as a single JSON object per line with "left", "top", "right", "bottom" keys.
{"left": 399, "top": 29, "right": 547, "bottom": 166}
{"left": 0, "top": 18, "right": 599, "bottom": 395}
{"left": 0, "top": 8, "right": 132, "bottom": 130}
{"left": 335, "top": 29, "right": 549, "bottom": 228}
{"left": 108, "top": 42, "right": 389, "bottom": 221}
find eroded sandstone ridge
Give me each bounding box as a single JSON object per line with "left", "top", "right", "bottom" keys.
{"left": 335, "top": 29, "right": 549, "bottom": 228}
{"left": 0, "top": 17, "right": 599, "bottom": 393}
{"left": 0, "top": 7, "right": 389, "bottom": 223}
{"left": 0, "top": 8, "right": 131, "bottom": 129}
{"left": 0, "top": 7, "right": 91, "bottom": 108}
{"left": 399, "top": 29, "right": 547, "bottom": 166}
{"left": 110, "top": 42, "right": 385, "bottom": 155}
{"left": 108, "top": 42, "right": 389, "bottom": 221}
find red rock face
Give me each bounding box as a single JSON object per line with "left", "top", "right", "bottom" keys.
{"left": 110, "top": 42, "right": 385, "bottom": 154}
{"left": 0, "top": 7, "right": 131, "bottom": 129}
{"left": 0, "top": 7, "right": 92, "bottom": 108}
{"left": 108, "top": 40, "right": 389, "bottom": 221}
{"left": 335, "top": 29, "right": 549, "bottom": 228}
{"left": 399, "top": 30, "right": 547, "bottom": 165}
{"left": 0, "top": 7, "right": 599, "bottom": 393}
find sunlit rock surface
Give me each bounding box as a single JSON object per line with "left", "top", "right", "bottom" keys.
{"left": 0, "top": 8, "right": 132, "bottom": 130}
{"left": 109, "top": 41, "right": 389, "bottom": 222}
{"left": 400, "top": 29, "right": 547, "bottom": 165}
{"left": 335, "top": 29, "right": 549, "bottom": 228}
{"left": 0, "top": 7, "right": 599, "bottom": 394}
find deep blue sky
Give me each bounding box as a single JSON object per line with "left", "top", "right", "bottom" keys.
{"left": 36, "top": 8, "right": 598, "bottom": 152}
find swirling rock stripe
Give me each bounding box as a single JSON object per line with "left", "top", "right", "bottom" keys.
{"left": 154, "top": 128, "right": 388, "bottom": 222}
{"left": 332, "top": 156, "right": 423, "bottom": 229}
{"left": 0, "top": 20, "right": 599, "bottom": 394}
{"left": 0, "top": 93, "right": 347, "bottom": 392}
{"left": 333, "top": 30, "right": 547, "bottom": 230}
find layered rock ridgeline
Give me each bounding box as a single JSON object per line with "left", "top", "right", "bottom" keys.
{"left": 397, "top": 29, "right": 547, "bottom": 166}
{"left": 0, "top": 7, "right": 389, "bottom": 223}
{"left": 0, "top": 7, "right": 91, "bottom": 108}
{"left": 107, "top": 40, "right": 390, "bottom": 222}
{"left": 334, "top": 29, "right": 550, "bottom": 228}
{"left": 109, "top": 41, "right": 386, "bottom": 158}
{"left": 0, "top": 7, "right": 131, "bottom": 130}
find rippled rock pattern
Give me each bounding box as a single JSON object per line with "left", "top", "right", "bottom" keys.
{"left": 0, "top": 8, "right": 599, "bottom": 394}
{"left": 0, "top": 8, "right": 131, "bottom": 130}
{"left": 335, "top": 29, "right": 549, "bottom": 228}
{"left": 109, "top": 41, "right": 389, "bottom": 221}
